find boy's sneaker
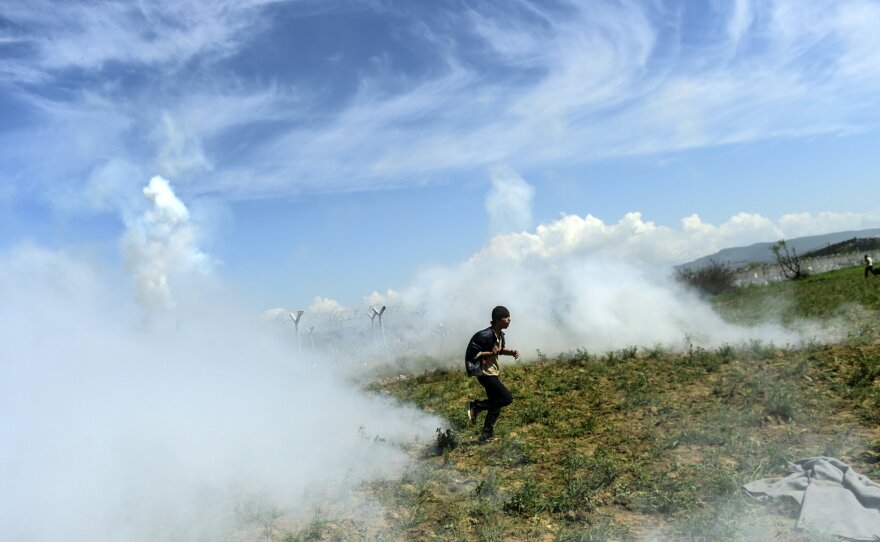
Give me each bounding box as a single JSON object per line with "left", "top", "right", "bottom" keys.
{"left": 467, "top": 401, "right": 479, "bottom": 424}
{"left": 478, "top": 430, "right": 495, "bottom": 443}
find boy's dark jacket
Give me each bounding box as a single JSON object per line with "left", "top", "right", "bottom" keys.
{"left": 464, "top": 327, "right": 505, "bottom": 377}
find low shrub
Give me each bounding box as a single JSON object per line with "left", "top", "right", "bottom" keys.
{"left": 675, "top": 259, "right": 738, "bottom": 296}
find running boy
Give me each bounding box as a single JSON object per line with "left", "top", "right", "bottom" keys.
{"left": 465, "top": 306, "right": 519, "bottom": 441}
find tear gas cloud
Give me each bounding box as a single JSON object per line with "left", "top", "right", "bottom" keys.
{"left": 302, "top": 173, "right": 839, "bottom": 369}
{"left": 339, "top": 251, "right": 825, "bottom": 373}
{"left": 0, "top": 180, "right": 441, "bottom": 541}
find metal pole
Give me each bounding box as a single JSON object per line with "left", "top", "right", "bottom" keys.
{"left": 289, "top": 310, "right": 304, "bottom": 352}
{"left": 375, "top": 305, "right": 387, "bottom": 354}
{"left": 368, "top": 308, "right": 378, "bottom": 346}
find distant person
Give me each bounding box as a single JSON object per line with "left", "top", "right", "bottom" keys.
{"left": 866, "top": 254, "right": 876, "bottom": 278}
{"left": 465, "top": 306, "right": 519, "bottom": 442}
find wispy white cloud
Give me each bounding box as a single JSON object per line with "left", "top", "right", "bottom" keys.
{"left": 727, "top": 0, "right": 755, "bottom": 45}
{"left": 0, "top": 0, "right": 282, "bottom": 76}
{"left": 262, "top": 306, "right": 289, "bottom": 321}
{"left": 155, "top": 113, "right": 212, "bottom": 180}
{"left": 3, "top": 0, "right": 880, "bottom": 201}
{"left": 308, "top": 295, "right": 350, "bottom": 313}
{"left": 363, "top": 289, "right": 404, "bottom": 307}
{"left": 203, "top": 0, "right": 880, "bottom": 197}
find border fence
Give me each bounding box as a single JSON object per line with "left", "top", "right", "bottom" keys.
{"left": 732, "top": 252, "right": 866, "bottom": 286}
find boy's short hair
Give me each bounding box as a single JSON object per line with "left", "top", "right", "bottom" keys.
{"left": 491, "top": 305, "right": 510, "bottom": 322}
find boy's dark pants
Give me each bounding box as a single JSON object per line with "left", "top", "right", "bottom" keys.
{"left": 475, "top": 375, "right": 513, "bottom": 436}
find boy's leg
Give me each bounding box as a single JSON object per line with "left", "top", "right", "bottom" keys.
{"left": 467, "top": 401, "right": 480, "bottom": 424}
{"left": 476, "top": 375, "right": 512, "bottom": 438}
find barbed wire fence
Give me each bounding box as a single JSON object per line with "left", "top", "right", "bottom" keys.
{"left": 732, "top": 252, "right": 865, "bottom": 286}
{"left": 278, "top": 303, "right": 466, "bottom": 369}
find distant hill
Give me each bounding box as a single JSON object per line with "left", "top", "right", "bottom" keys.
{"left": 803, "top": 236, "right": 880, "bottom": 258}
{"left": 678, "top": 228, "right": 880, "bottom": 270}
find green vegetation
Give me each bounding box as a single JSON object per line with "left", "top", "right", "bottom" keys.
{"left": 280, "top": 265, "right": 880, "bottom": 541}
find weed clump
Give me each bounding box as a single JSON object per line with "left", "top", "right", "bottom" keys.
{"left": 503, "top": 478, "right": 548, "bottom": 516}
{"left": 518, "top": 400, "right": 551, "bottom": 425}
{"left": 763, "top": 386, "right": 796, "bottom": 422}
{"left": 550, "top": 446, "right": 620, "bottom": 516}
{"left": 675, "top": 259, "right": 738, "bottom": 295}
{"left": 847, "top": 351, "right": 880, "bottom": 390}
{"left": 434, "top": 427, "right": 458, "bottom": 459}
{"left": 500, "top": 437, "right": 535, "bottom": 467}
{"left": 474, "top": 470, "right": 502, "bottom": 499}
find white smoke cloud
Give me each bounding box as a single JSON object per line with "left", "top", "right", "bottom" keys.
{"left": 122, "top": 175, "right": 210, "bottom": 309}
{"left": 485, "top": 165, "right": 535, "bottom": 236}
{"left": 0, "top": 177, "right": 443, "bottom": 541}
{"left": 356, "top": 198, "right": 869, "bottom": 360}
{"left": 0, "top": 246, "right": 439, "bottom": 541}
{"left": 399, "top": 247, "right": 801, "bottom": 357}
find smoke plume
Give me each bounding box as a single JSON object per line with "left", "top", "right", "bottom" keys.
{"left": 122, "top": 175, "right": 210, "bottom": 309}
{"left": 0, "top": 177, "right": 441, "bottom": 541}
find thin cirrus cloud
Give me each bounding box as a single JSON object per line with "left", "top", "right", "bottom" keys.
{"left": 1, "top": 0, "right": 880, "bottom": 202}
{"left": 0, "top": 0, "right": 280, "bottom": 75}
{"left": 213, "top": 0, "right": 880, "bottom": 195}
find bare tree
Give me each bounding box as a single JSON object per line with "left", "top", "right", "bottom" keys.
{"left": 771, "top": 239, "right": 807, "bottom": 280}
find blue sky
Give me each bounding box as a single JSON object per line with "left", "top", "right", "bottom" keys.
{"left": 3, "top": 0, "right": 880, "bottom": 311}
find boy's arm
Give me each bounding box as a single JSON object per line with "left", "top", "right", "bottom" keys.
{"left": 465, "top": 336, "right": 489, "bottom": 364}
{"left": 466, "top": 332, "right": 500, "bottom": 364}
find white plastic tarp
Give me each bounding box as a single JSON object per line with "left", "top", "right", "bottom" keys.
{"left": 743, "top": 457, "right": 880, "bottom": 541}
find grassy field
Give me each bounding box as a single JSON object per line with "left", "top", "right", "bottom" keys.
{"left": 282, "top": 266, "right": 880, "bottom": 541}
